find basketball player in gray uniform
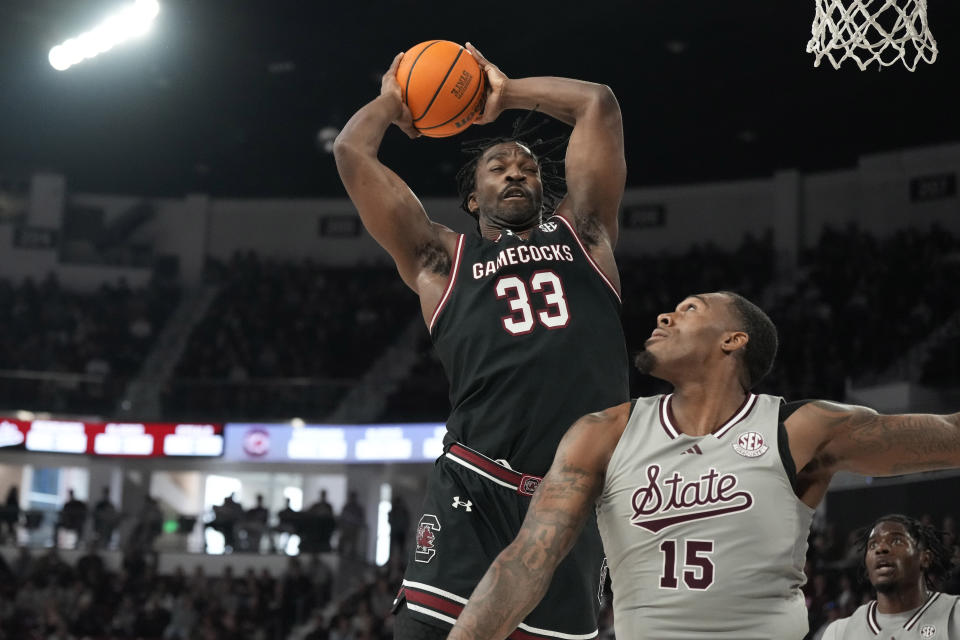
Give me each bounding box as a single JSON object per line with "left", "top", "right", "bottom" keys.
{"left": 448, "top": 291, "right": 960, "bottom": 640}
{"left": 822, "top": 514, "right": 960, "bottom": 640}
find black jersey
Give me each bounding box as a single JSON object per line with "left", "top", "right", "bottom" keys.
{"left": 430, "top": 215, "right": 630, "bottom": 475}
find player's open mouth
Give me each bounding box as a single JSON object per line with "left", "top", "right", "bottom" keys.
{"left": 502, "top": 188, "right": 527, "bottom": 200}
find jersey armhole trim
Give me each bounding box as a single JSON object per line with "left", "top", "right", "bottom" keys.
{"left": 603, "top": 398, "right": 641, "bottom": 497}
{"left": 428, "top": 234, "right": 465, "bottom": 334}
{"left": 777, "top": 421, "right": 798, "bottom": 491}
{"left": 551, "top": 215, "right": 621, "bottom": 303}
{"left": 777, "top": 399, "right": 810, "bottom": 491}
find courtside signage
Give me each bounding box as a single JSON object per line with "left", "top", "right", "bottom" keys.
{"left": 0, "top": 418, "right": 224, "bottom": 457}
{"left": 223, "top": 423, "right": 446, "bottom": 463}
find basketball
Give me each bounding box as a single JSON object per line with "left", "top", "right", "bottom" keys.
{"left": 396, "top": 40, "right": 486, "bottom": 138}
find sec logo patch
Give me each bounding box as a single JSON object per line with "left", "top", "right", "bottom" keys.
{"left": 733, "top": 431, "right": 768, "bottom": 458}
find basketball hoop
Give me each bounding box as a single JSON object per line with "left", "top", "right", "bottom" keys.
{"left": 807, "top": 0, "right": 938, "bottom": 71}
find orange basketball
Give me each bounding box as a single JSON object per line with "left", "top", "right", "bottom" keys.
{"left": 396, "top": 40, "right": 486, "bottom": 138}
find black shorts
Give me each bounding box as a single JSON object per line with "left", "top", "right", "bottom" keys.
{"left": 395, "top": 442, "right": 604, "bottom": 640}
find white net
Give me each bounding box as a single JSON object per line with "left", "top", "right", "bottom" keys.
{"left": 807, "top": 0, "right": 938, "bottom": 71}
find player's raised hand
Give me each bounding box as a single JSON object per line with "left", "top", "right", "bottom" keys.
{"left": 465, "top": 42, "right": 507, "bottom": 125}
{"left": 381, "top": 52, "right": 420, "bottom": 139}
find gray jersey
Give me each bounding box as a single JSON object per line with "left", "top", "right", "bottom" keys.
{"left": 597, "top": 393, "right": 814, "bottom": 639}
{"left": 822, "top": 593, "right": 960, "bottom": 640}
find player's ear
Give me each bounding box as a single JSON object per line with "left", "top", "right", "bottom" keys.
{"left": 468, "top": 193, "right": 479, "bottom": 214}
{"left": 919, "top": 548, "right": 932, "bottom": 570}
{"left": 721, "top": 331, "right": 748, "bottom": 355}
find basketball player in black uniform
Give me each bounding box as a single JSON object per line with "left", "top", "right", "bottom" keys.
{"left": 334, "top": 44, "right": 629, "bottom": 640}
{"left": 448, "top": 291, "right": 960, "bottom": 640}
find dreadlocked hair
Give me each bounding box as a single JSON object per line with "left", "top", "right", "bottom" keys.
{"left": 454, "top": 109, "right": 569, "bottom": 231}
{"left": 854, "top": 513, "right": 955, "bottom": 590}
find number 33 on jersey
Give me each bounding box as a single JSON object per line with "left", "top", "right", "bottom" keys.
{"left": 428, "top": 216, "right": 630, "bottom": 475}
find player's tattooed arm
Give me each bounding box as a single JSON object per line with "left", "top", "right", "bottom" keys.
{"left": 794, "top": 400, "right": 960, "bottom": 478}
{"left": 448, "top": 405, "right": 629, "bottom": 640}
{"left": 334, "top": 53, "right": 454, "bottom": 293}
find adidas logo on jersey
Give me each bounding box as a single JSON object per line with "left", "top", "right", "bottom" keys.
{"left": 681, "top": 445, "right": 703, "bottom": 455}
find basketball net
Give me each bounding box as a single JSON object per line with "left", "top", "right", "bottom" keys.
{"left": 807, "top": 0, "right": 937, "bottom": 70}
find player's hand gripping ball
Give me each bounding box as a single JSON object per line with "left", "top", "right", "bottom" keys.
{"left": 395, "top": 40, "right": 486, "bottom": 138}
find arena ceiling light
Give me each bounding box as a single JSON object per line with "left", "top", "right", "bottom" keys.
{"left": 48, "top": 0, "right": 160, "bottom": 71}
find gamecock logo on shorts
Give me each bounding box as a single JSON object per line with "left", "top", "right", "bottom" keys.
{"left": 519, "top": 474, "right": 541, "bottom": 496}
{"left": 415, "top": 514, "right": 441, "bottom": 563}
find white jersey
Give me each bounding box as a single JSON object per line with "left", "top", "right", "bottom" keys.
{"left": 597, "top": 393, "right": 814, "bottom": 639}
{"left": 822, "top": 593, "right": 960, "bottom": 640}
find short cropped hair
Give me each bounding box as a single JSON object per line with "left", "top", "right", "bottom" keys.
{"left": 720, "top": 291, "right": 778, "bottom": 389}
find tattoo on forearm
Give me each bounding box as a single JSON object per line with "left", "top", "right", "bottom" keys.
{"left": 846, "top": 412, "right": 960, "bottom": 458}
{"left": 447, "top": 464, "right": 600, "bottom": 640}
{"left": 816, "top": 401, "right": 960, "bottom": 472}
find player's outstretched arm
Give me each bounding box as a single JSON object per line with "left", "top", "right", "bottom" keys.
{"left": 334, "top": 53, "right": 451, "bottom": 292}
{"left": 789, "top": 400, "right": 960, "bottom": 480}
{"left": 466, "top": 44, "right": 626, "bottom": 251}
{"left": 448, "top": 404, "right": 629, "bottom": 640}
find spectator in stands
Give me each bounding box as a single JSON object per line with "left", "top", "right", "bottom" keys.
{"left": 163, "top": 592, "right": 197, "bottom": 640}
{"left": 92, "top": 486, "right": 119, "bottom": 549}
{"left": 0, "top": 485, "right": 19, "bottom": 544}
{"left": 279, "top": 557, "right": 315, "bottom": 637}
{"left": 242, "top": 493, "right": 269, "bottom": 553}
{"left": 387, "top": 495, "right": 410, "bottom": 563}
{"left": 211, "top": 493, "right": 243, "bottom": 552}
{"left": 75, "top": 541, "right": 106, "bottom": 587}
{"left": 11, "top": 545, "right": 32, "bottom": 582}
{"left": 54, "top": 488, "right": 88, "bottom": 548}
{"left": 305, "top": 489, "right": 336, "bottom": 553}
{"left": 168, "top": 252, "right": 413, "bottom": 420}
{"left": 329, "top": 613, "right": 352, "bottom": 640}
{"left": 129, "top": 494, "right": 164, "bottom": 552}
{"left": 337, "top": 491, "right": 366, "bottom": 559}
{"left": 275, "top": 497, "right": 300, "bottom": 553}
{"left": 369, "top": 575, "right": 395, "bottom": 621}
{"left": 0, "top": 273, "right": 180, "bottom": 415}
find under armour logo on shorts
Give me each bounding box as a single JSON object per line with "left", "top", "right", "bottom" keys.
{"left": 451, "top": 496, "right": 472, "bottom": 512}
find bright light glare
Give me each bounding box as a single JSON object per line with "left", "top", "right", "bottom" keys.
{"left": 48, "top": 0, "right": 160, "bottom": 71}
